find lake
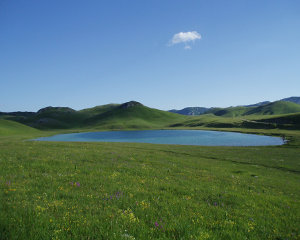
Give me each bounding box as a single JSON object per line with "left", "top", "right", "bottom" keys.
{"left": 34, "top": 130, "right": 284, "bottom": 146}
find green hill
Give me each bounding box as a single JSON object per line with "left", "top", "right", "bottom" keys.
{"left": 254, "top": 112, "right": 300, "bottom": 130}
{"left": 0, "top": 119, "right": 39, "bottom": 136}
{"left": 206, "top": 106, "right": 254, "bottom": 117}
{"left": 170, "top": 114, "right": 243, "bottom": 128}
{"left": 83, "top": 101, "right": 186, "bottom": 129}
{"left": 6, "top": 101, "right": 186, "bottom": 130}
{"left": 79, "top": 104, "right": 120, "bottom": 116}
{"left": 4, "top": 100, "right": 300, "bottom": 131}
{"left": 168, "top": 97, "right": 300, "bottom": 117}
{"left": 202, "top": 101, "right": 300, "bottom": 117}
{"left": 171, "top": 111, "right": 300, "bottom": 130}
{"left": 5, "top": 106, "right": 85, "bottom": 129}
{"left": 244, "top": 101, "right": 300, "bottom": 115}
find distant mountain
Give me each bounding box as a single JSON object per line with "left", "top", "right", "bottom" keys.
{"left": 244, "top": 101, "right": 270, "bottom": 107}
{"left": 205, "top": 106, "right": 253, "bottom": 117}
{"left": 169, "top": 101, "right": 271, "bottom": 116}
{"left": 169, "top": 107, "right": 209, "bottom": 116}
{"left": 243, "top": 97, "right": 300, "bottom": 107}
{"left": 243, "top": 101, "right": 300, "bottom": 116}
{"left": 37, "top": 106, "right": 76, "bottom": 114}
{"left": 0, "top": 111, "right": 35, "bottom": 117}
{"left": 204, "top": 101, "right": 300, "bottom": 117}
{"left": 281, "top": 96, "right": 300, "bottom": 105}
{"left": 169, "top": 96, "right": 300, "bottom": 116}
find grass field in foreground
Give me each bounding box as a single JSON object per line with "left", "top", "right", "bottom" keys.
{"left": 0, "top": 129, "right": 299, "bottom": 240}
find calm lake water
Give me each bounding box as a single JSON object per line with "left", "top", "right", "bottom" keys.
{"left": 34, "top": 130, "right": 284, "bottom": 146}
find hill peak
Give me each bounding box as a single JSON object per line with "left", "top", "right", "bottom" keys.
{"left": 119, "top": 101, "right": 143, "bottom": 109}
{"left": 37, "top": 106, "right": 76, "bottom": 114}
{"left": 281, "top": 96, "right": 300, "bottom": 104}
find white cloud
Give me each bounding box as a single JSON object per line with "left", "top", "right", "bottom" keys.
{"left": 184, "top": 45, "right": 192, "bottom": 50}
{"left": 169, "top": 31, "right": 201, "bottom": 48}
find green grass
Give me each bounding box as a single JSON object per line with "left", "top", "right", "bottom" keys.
{"left": 0, "top": 118, "right": 300, "bottom": 239}
{"left": 0, "top": 119, "right": 39, "bottom": 136}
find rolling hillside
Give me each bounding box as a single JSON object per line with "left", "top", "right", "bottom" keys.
{"left": 243, "top": 101, "right": 270, "bottom": 107}
{"left": 0, "top": 119, "right": 39, "bottom": 136}
{"left": 5, "top": 107, "right": 84, "bottom": 129}
{"left": 83, "top": 101, "right": 186, "bottom": 129}
{"left": 170, "top": 111, "right": 300, "bottom": 130}
{"left": 254, "top": 112, "right": 300, "bottom": 130}
{"left": 2, "top": 99, "right": 300, "bottom": 131}
{"left": 4, "top": 101, "right": 186, "bottom": 130}
{"left": 244, "top": 101, "right": 300, "bottom": 116}
{"left": 200, "top": 101, "right": 300, "bottom": 117}
{"left": 169, "top": 96, "right": 300, "bottom": 116}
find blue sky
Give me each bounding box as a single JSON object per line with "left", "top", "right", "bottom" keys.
{"left": 1, "top": 0, "right": 299, "bottom": 112}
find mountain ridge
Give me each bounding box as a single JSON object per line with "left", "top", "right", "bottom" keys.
{"left": 169, "top": 96, "right": 300, "bottom": 116}
{"left": 169, "top": 107, "right": 209, "bottom": 116}
{"left": 1, "top": 97, "right": 300, "bottom": 130}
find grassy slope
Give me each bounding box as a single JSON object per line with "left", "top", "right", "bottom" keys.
{"left": 84, "top": 104, "right": 186, "bottom": 129}
{"left": 257, "top": 112, "right": 300, "bottom": 125}
{"left": 0, "top": 128, "right": 299, "bottom": 240}
{"left": 78, "top": 104, "right": 120, "bottom": 115}
{"left": 0, "top": 119, "right": 39, "bottom": 136}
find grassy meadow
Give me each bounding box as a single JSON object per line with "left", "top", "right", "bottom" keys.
{"left": 0, "top": 113, "right": 300, "bottom": 239}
